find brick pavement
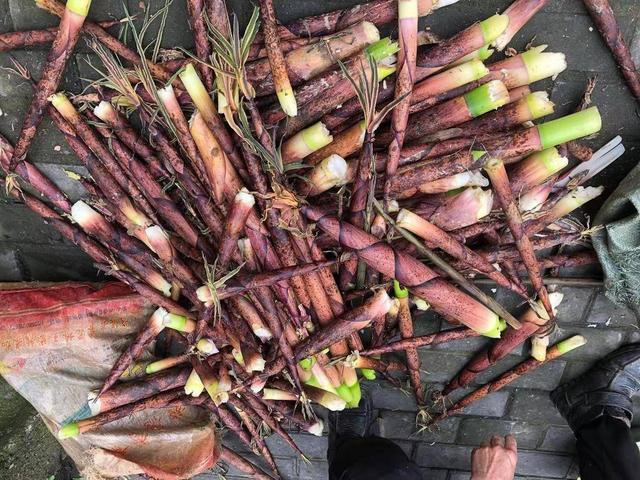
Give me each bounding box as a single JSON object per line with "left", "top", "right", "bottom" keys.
{"left": 1, "top": 1, "right": 640, "bottom": 479}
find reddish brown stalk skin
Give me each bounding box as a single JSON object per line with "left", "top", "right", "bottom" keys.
{"left": 449, "top": 221, "right": 504, "bottom": 244}
{"left": 0, "top": 19, "right": 119, "bottom": 51}
{"left": 303, "top": 207, "right": 500, "bottom": 333}
{"left": 248, "top": 36, "right": 317, "bottom": 62}
{"left": 415, "top": 23, "right": 484, "bottom": 80}
{"left": 1, "top": 182, "right": 186, "bottom": 314}
{"left": 79, "top": 388, "right": 185, "bottom": 433}
{"left": 386, "top": 150, "right": 475, "bottom": 199}
{"left": 486, "top": 160, "right": 554, "bottom": 317}
{"left": 242, "top": 392, "right": 305, "bottom": 457}
{"left": 443, "top": 311, "right": 547, "bottom": 395}
{"left": 293, "top": 291, "right": 390, "bottom": 360}
{"left": 94, "top": 367, "right": 190, "bottom": 414}
{"left": 264, "top": 51, "right": 367, "bottom": 127}
{"left": 205, "top": 401, "right": 254, "bottom": 453}
{"left": 204, "top": 0, "right": 231, "bottom": 39}
{"left": 398, "top": 296, "right": 425, "bottom": 405}
{"left": 385, "top": 2, "right": 419, "bottom": 204}
{"left": 431, "top": 97, "right": 536, "bottom": 141}
{"left": 362, "top": 327, "right": 478, "bottom": 356}
{"left": 410, "top": 216, "right": 526, "bottom": 295}
{"left": 98, "top": 315, "right": 166, "bottom": 395}
{"left": 38, "top": 0, "right": 173, "bottom": 83}
{"left": 186, "top": 0, "right": 214, "bottom": 90}
{"left": 342, "top": 135, "right": 374, "bottom": 289}
{"left": 0, "top": 134, "right": 71, "bottom": 212}
{"left": 469, "top": 233, "right": 582, "bottom": 266}
{"left": 567, "top": 141, "right": 594, "bottom": 162}
{"left": 247, "top": 21, "right": 375, "bottom": 97}
{"left": 355, "top": 356, "right": 407, "bottom": 373}
{"left": 50, "top": 107, "right": 158, "bottom": 224}
{"left": 218, "top": 197, "right": 254, "bottom": 269}
{"left": 88, "top": 112, "right": 212, "bottom": 256}
{"left": 259, "top": 0, "right": 295, "bottom": 110}
{"left": 218, "top": 258, "right": 340, "bottom": 299}
{"left": 95, "top": 106, "right": 170, "bottom": 180}
{"left": 515, "top": 251, "right": 599, "bottom": 272}
{"left": 219, "top": 446, "right": 274, "bottom": 480}
{"left": 281, "top": 0, "right": 432, "bottom": 37}
{"left": 9, "top": 3, "right": 88, "bottom": 170}
{"left": 582, "top": 0, "right": 640, "bottom": 101}
{"left": 431, "top": 344, "right": 565, "bottom": 424}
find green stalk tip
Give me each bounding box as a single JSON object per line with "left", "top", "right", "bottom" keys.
{"left": 479, "top": 14, "right": 509, "bottom": 43}
{"left": 58, "top": 422, "right": 80, "bottom": 439}
{"left": 537, "top": 107, "right": 602, "bottom": 150}
{"left": 476, "top": 44, "right": 494, "bottom": 61}
{"left": 347, "top": 381, "right": 362, "bottom": 408}
{"left": 464, "top": 80, "right": 509, "bottom": 118}
{"left": 366, "top": 38, "right": 400, "bottom": 62}
{"left": 393, "top": 280, "right": 409, "bottom": 299}
{"left": 361, "top": 368, "right": 377, "bottom": 380}
{"left": 277, "top": 88, "right": 298, "bottom": 117}
{"left": 472, "top": 150, "right": 486, "bottom": 161}
{"left": 301, "top": 122, "right": 333, "bottom": 151}
{"left": 336, "top": 384, "right": 354, "bottom": 404}
{"left": 479, "top": 314, "right": 503, "bottom": 339}
{"left": 66, "top": 0, "right": 92, "bottom": 16}
{"left": 299, "top": 357, "right": 315, "bottom": 371}
{"left": 556, "top": 335, "right": 587, "bottom": 354}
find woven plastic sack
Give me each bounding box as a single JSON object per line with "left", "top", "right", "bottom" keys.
{"left": 592, "top": 160, "right": 640, "bottom": 321}
{"left": 0, "top": 282, "right": 218, "bottom": 479}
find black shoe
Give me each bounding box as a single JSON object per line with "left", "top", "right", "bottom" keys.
{"left": 551, "top": 343, "right": 640, "bottom": 431}
{"left": 327, "top": 387, "right": 374, "bottom": 463}
{"left": 328, "top": 387, "right": 374, "bottom": 439}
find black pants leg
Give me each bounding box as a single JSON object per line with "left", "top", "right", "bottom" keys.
{"left": 576, "top": 415, "right": 640, "bottom": 480}
{"left": 328, "top": 436, "right": 422, "bottom": 480}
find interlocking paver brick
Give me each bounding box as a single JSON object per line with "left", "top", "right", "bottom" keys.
{"left": 446, "top": 388, "right": 512, "bottom": 418}
{"left": 515, "top": 450, "right": 573, "bottom": 478}
{"left": 553, "top": 287, "right": 595, "bottom": 325}
{"left": 553, "top": 326, "right": 626, "bottom": 361}
{"left": 587, "top": 291, "right": 637, "bottom": 327}
{"left": 378, "top": 411, "right": 460, "bottom": 444}
{"left": 297, "top": 459, "right": 328, "bottom": 480}
{"left": 414, "top": 444, "right": 473, "bottom": 470}
{"left": 0, "top": 248, "right": 22, "bottom": 281}
{"left": 509, "top": 390, "right": 566, "bottom": 425}
{"left": 539, "top": 426, "right": 576, "bottom": 454}
{"left": 265, "top": 433, "right": 327, "bottom": 460}
{"left": 0, "top": 204, "right": 64, "bottom": 244}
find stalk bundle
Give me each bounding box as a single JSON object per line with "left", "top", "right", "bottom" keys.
{"left": 0, "top": 0, "right": 615, "bottom": 475}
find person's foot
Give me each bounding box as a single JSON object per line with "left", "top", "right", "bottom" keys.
{"left": 551, "top": 343, "right": 640, "bottom": 431}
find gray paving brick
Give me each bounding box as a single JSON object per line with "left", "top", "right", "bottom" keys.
{"left": 297, "top": 459, "right": 328, "bottom": 480}
{"left": 378, "top": 410, "right": 460, "bottom": 444}
{"left": 508, "top": 360, "right": 567, "bottom": 392}
{"left": 560, "top": 360, "right": 595, "bottom": 384}
{"left": 539, "top": 426, "right": 576, "bottom": 454}
{"left": 419, "top": 351, "right": 475, "bottom": 383}
{"left": 509, "top": 389, "right": 566, "bottom": 425}
{"left": 370, "top": 382, "right": 419, "bottom": 412}
{"left": 0, "top": 0, "right": 12, "bottom": 34}
{"left": 586, "top": 291, "right": 637, "bottom": 327}
{"left": 412, "top": 308, "right": 442, "bottom": 336}
{"left": 414, "top": 444, "right": 473, "bottom": 470}
{"left": 0, "top": 203, "right": 64, "bottom": 244}
{"left": 419, "top": 468, "right": 448, "bottom": 480}
{"left": 567, "top": 460, "right": 581, "bottom": 479}
{"left": 0, "top": 248, "right": 23, "bottom": 281}
{"left": 447, "top": 388, "right": 511, "bottom": 418}
{"left": 447, "top": 472, "right": 471, "bottom": 480}
{"left": 457, "top": 418, "right": 544, "bottom": 450}
{"left": 515, "top": 450, "right": 573, "bottom": 478}
{"left": 30, "top": 163, "right": 90, "bottom": 202}
{"left": 553, "top": 287, "right": 595, "bottom": 325}
{"left": 17, "top": 244, "right": 98, "bottom": 281}
{"left": 265, "top": 433, "right": 327, "bottom": 460}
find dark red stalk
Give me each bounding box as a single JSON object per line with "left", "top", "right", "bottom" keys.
{"left": 186, "top": 0, "right": 215, "bottom": 90}
{"left": 362, "top": 327, "right": 479, "bottom": 356}
{"left": 397, "top": 292, "right": 425, "bottom": 405}
{"left": 219, "top": 446, "right": 275, "bottom": 480}
{"left": 485, "top": 158, "right": 554, "bottom": 318}
{"left": 92, "top": 367, "right": 190, "bottom": 415}
{"left": 9, "top": 0, "right": 90, "bottom": 170}
{"left": 37, "top": 0, "right": 173, "bottom": 83}
{"left": 303, "top": 207, "right": 502, "bottom": 335}
{"left": 582, "top": 0, "right": 640, "bottom": 101}
{"left": 0, "top": 19, "right": 119, "bottom": 52}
